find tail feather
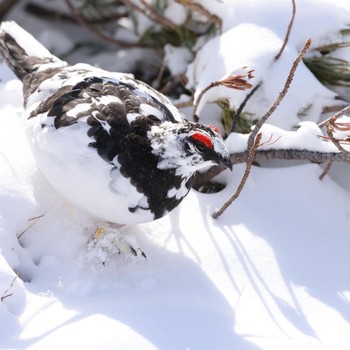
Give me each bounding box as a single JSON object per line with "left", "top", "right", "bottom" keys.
{"left": 0, "top": 21, "right": 62, "bottom": 81}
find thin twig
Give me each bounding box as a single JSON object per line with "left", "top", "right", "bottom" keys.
{"left": 318, "top": 104, "right": 350, "bottom": 127}
{"left": 25, "top": 1, "right": 127, "bottom": 24}
{"left": 1, "top": 273, "right": 18, "bottom": 302}
{"left": 153, "top": 63, "right": 166, "bottom": 90}
{"left": 212, "top": 133, "right": 262, "bottom": 219}
{"left": 193, "top": 72, "right": 253, "bottom": 122}
{"left": 275, "top": 0, "right": 296, "bottom": 60}
{"left": 17, "top": 206, "right": 54, "bottom": 240}
{"left": 326, "top": 127, "right": 350, "bottom": 154}
{"left": 0, "top": 0, "right": 19, "bottom": 20}
{"left": 139, "top": 0, "right": 178, "bottom": 30}
{"left": 64, "top": 0, "right": 146, "bottom": 48}
{"left": 319, "top": 160, "right": 334, "bottom": 180}
{"left": 174, "top": 98, "right": 194, "bottom": 109}
{"left": 175, "top": 0, "right": 222, "bottom": 27}
{"left": 122, "top": 0, "right": 178, "bottom": 30}
{"left": 318, "top": 104, "right": 350, "bottom": 153}
{"left": 212, "top": 39, "right": 311, "bottom": 218}
{"left": 247, "top": 38, "right": 312, "bottom": 152}
{"left": 230, "top": 82, "right": 262, "bottom": 133}
{"left": 322, "top": 104, "right": 350, "bottom": 115}
{"left": 193, "top": 81, "right": 219, "bottom": 122}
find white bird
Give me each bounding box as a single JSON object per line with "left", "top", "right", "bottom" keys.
{"left": 0, "top": 21, "right": 232, "bottom": 254}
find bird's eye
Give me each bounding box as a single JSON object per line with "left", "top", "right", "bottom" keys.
{"left": 190, "top": 132, "right": 213, "bottom": 151}
{"left": 194, "top": 142, "right": 207, "bottom": 152}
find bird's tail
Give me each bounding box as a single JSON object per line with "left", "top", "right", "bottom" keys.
{"left": 0, "top": 21, "right": 63, "bottom": 81}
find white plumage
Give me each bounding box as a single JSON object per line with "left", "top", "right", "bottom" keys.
{"left": 0, "top": 21, "right": 232, "bottom": 226}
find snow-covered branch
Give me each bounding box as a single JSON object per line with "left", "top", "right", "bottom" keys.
{"left": 194, "top": 147, "right": 350, "bottom": 190}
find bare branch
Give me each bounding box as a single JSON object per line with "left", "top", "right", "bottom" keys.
{"left": 326, "top": 126, "right": 350, "bottom": 153}
{"left": 175, "top": 0, "right": 222, "bottom": 27}
{"left": 139, "top": 0, "right": 178, "bottom": 30}
{"left": 212, "top": 133, "right": 262, "bottom": 218}
{"left": 247, "top": 38, "right": 311, "bottom": 152}
{"left": 193, "top": 147, "right": 350, "bottom": 190}
{"left": 0, "top": 0, "right": 19, "bottom": 20}
{"left": 193, "top": 71, "right": 253, "bottom": 122}
{"left": 319, "top": 160, "right": 334, "bottom": 180}
{"left": 25, "top": 1, "right": 127, "bottom": 24}
{"left": 275, "top": 0, "right": 296, "bottom": 60}
{"left": 318, "top": 104, "right": 350, "bottom": 153}
{"left": 64, "top": 0, "right": 147, "bottom": 48}
{"left": 122, "top": 0, "right": 178, "bottom": 30}
{"left": 174, "top": 99, "right": 194, "bottom": 109}
{"left": 210, "top": 39, "right": 313, "bottom": 215}
{"left": 322, "top": 104, "right": 350, "bottom": 115}
{"left": 231, "top": 82, "right": 262, "bottom": 133}
{"left": 318, "top": 104, "right": 350, "bottom": 127}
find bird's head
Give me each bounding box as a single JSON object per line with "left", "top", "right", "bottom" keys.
{"left": 148, "top": 121, "right": 232, "bottom": 175}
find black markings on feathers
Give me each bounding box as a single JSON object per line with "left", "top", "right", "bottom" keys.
{"left": 29, "top": 74, "right": 192, "bottom": 220}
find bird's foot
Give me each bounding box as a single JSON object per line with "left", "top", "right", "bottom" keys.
{"left": 87, "top": 225, "right": 146, "bottom": 265}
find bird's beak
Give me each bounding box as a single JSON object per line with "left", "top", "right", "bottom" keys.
{"left": 221, "top": 156, "right": 233, "bottom": 171}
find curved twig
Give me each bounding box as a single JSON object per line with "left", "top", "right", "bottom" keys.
{"left": 210, "top": 39, "right": 310, "bottom": 217}
{"left": 247, "top": 39, "right": 311, "bottom": 152}
{"left": 319, "top": 160, "right": 334, "bottom": 180}
{"left": 318, "top": 104, "right": 350, "bottom": 127}
{"left": 275, "top": 0, "right": 296, "bottom": 60}
{"left": 212, "top": 133, "right": 262, "bottom": 218}
{"left": 139, "top": 0, "right": 178, "bottom": 30}
{"left": 230, "top": 82, "right": 262, "bottom": 133}
{"left": 175, "top": 0, "right": 222, "bottom": 28}
{"left": 64, "top": 0, "right": 147, "bottom": 48}
{"left": 193, "top": 72, "right": 253, "bottom": 122}
{"left": 0, "top": 0, "right": 19, "bottom": 20}
{"left": 326, "top": 127, "right": 350, "bottom": 154}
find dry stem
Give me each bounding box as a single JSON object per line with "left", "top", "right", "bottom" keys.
{"left": 174, "top": 99, "right": 194, "bottom": 109}
{"left": 64, "top": 0, "right": 146, "bottom": 48}
{"left": 212, "top": 133, "right": 262, "bottom": 219}
{"left": 318, "top": 104, "right": 350, "bottom": 153}
{"left": 275, "top": 0, "right": 296, "bottom": 60}
{"left": 139, "top": 0, "right": 178, "bottom": 30}
{"left": 175, "top": 0, "right": 222, "bottom": 27}
{"left": 211, "top": 39, "right": 311, "bottom": 218}
{"left": 1, "top": 273, "right": 18, "bottom": 302}
{"left": 122, "top": 0, "right": 178, "bottom": 30}
{"left": 193, "top": 72, "right": 253, "bottom": 122}
{"left": 319, "top": 160, "right": 334, "bottom": 180}
{"left": 247, "top": 38, "right": 311, "bottom": 152}
{"left": 193, "top": 148, "right": 350, "bottom": 190}
{"left": 318, "top": 104, "right": 350, "bottom": 127}
{"left": 230, "top": 82, "right": 262, "bottom": 133}
{"left": 0, "top": 0, "right": 19, "bottom": 20}
{"left": 326, "top": 127, "right": 350, "bottom": 154}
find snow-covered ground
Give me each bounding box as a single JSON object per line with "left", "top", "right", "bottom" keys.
{"left": 1, "top": 1, "right": 350, "bottom": 349}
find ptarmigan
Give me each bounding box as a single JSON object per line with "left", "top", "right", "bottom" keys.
{"left": 0, "top": 21, "right": 232, "bottom": 229}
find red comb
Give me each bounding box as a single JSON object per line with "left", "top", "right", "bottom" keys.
{"left": 209, "top": 125, "right": 222, "bottom": 137}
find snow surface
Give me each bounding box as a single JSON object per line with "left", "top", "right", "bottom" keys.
{"left": 1, "top": 0, "right": 350, "bottom": 349}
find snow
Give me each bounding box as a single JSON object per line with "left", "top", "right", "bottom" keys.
{"left": 1, "top": 1, "right": 350, "bottom": 349}
{"left": 164, "top": 45, "right": 193, "bottom": 76}
{"left": 186, "top": 22, "right": 336, "bottom": 129}
{"left": 225, "top": 121, "right": 349, "bottom": 154}
{"left": 186, "top": 0, "right": 350, "bottom": 130}
{"left": 0, "top": 21, "right": 52, "bottom": 58}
